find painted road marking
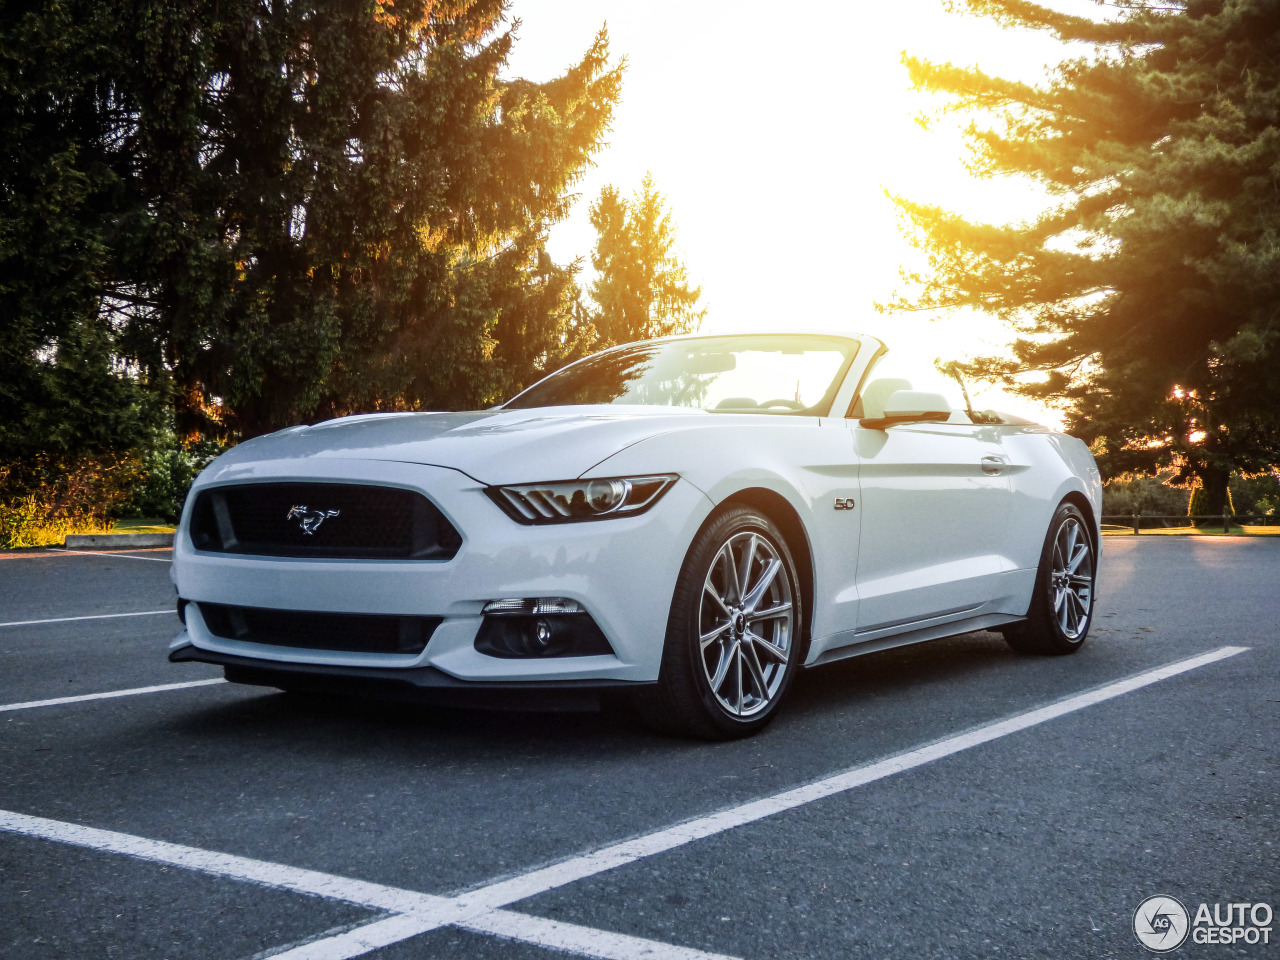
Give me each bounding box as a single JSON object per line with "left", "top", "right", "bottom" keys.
{"left": 434, "top": 645, "right": 1250, "bottom": 919}
{"left": 0, "top": 610, "right": 175, "bottom": 628}
{"left": 0, "top": 678, "right": 226, "bottom": 713}
{"left": 263, "top": 912, "right": 738, "bottom": 960}
{"left": 51, "top": 548, "right": 172, "bottom": 562}
{"left": 0, "top": 646, "right": 1246, "bottom": 960}
{"left": 0, "top": 810, "right": 738, "bottom": 960}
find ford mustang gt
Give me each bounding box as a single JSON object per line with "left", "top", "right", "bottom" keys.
{"left": 169, "top": 332, "right": 1101, "bottom": 738}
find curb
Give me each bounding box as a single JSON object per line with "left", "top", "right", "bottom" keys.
{"left": 64, "top": 533, "right": 175, "bottom": 549}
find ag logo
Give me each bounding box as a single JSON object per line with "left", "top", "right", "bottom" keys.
{"left": 1134, "top": 895, "right": 1190, "bottom": 952}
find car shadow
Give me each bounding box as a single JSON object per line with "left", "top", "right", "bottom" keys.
{"left": 159, "top": 629, "right": 1026, "bottom": 760}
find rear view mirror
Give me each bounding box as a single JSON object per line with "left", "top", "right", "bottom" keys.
{"left": 684, "top": 352, "right": 736, "bottom": 374}
{"left": 859, "top": 390, "right": 952, "bottom": 430}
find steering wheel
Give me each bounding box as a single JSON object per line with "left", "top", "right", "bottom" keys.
{"left": 759, "top": 398, "right": 805, "bottom": 410}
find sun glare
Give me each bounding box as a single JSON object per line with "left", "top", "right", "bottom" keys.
{"left": 506, "top": 1, "right": 1108, "bottom": 429}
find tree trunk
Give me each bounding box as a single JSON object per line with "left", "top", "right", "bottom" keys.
{"left": 1190, "top": 465, "right": 1232, "bottom": 520}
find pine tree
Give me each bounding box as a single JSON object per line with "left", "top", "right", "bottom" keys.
{"left": 1, "top": 0, "right": 623, "bottom": 441}
{"left": 589, "top": 173, "right": 706, "bottom": 345}
{"left": 0, "top": 0, "right": 161, "bottom": 458}
{"left": 889, "top": 0, "right": 1280, "bottom": 511}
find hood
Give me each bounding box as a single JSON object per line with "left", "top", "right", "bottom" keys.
{"left": 201, "top": 405, "right": 713, "bottom": 485}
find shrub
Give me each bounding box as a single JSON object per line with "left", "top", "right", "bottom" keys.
{"left": 1102, "top": 473, "right": 1190, "bottom": 518}
{"left": 1229, "top": 470, "right": 1280, "bottom": 518}
{"left": 0, "top": 453, "right": 142, "bottom": 548}
{"left": 122, "top": 437, "right": 225, "bottom": 523}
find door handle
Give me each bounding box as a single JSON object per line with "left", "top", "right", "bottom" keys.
{"left": 980, "top": 455, "right": 1005, "bottom": 475}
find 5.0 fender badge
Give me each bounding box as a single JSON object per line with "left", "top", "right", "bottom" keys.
{"left": 287, "top": 505, "right": 340, "bottom": 534}
{"left": 834, "top": 497, "right": 856, "bottom": 511}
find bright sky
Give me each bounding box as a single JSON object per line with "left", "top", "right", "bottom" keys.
{"left": 504, "top": 0, "right": 1106, "bottom": 426}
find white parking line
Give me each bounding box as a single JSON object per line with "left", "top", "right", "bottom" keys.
{"left": 0, "top": 610, "right": 175, "bottom": 628}
{"left": 52, "top": 548, "right": 172, "bottom": 562}
{"left": 460, "top": 909, "right": 740, "bottom": 960}
{"left": 0, "top": 678, "right": 226, "bottom": 713}
{"left": 0, "top": 810, "right": 739, "bottom": 960}
{"left": 264, "top": 912, "right": 737, "bottom": 960}
{"left": 0, "top": 646, "right": 1247, "bottom": 960}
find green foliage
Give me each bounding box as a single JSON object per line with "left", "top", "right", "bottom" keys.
{"left": 2, "top": 0, "right": 624, "bottom": 440}
{"left": 0, "top": 453, "right": 141, "bottom": 548}
{"left": 1187, "top": 481, "right": 1235, "bottom": 524}
{"left": 0, "top": 0, "right": 165, "bottom": 459}
{"left": 589, "top": 173, "right": 707, "bottom": 346}
{"left": 1229, "top": 469, "right": 1280, "bottom": 516}
{"left": 1102, "top": 474, "right": 1190, "bottom": 517}
{"left": 123, "top": 435, "right": 225, "bottom": 523}
{"left": 889, "top": 0, "right": 1280, "bottom": 513}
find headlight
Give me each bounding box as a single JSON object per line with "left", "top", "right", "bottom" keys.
{"left": 485, "top": 475, "right": 677, "bottom": 524}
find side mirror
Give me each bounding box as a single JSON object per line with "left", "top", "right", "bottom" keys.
{"left": 859, "top": 390, "right": 952, "bottom": 430}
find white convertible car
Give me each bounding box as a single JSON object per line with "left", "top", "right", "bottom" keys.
{"left": 170, "top": 332, "right": 1101, "bottom": 738}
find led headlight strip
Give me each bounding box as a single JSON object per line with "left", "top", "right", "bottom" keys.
{"left": 485, "top": 475, "right": 677, "bottom": 524}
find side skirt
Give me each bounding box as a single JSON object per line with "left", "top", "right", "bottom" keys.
{"left": 805, "top": 613, "right": 1025, "bottom": 668}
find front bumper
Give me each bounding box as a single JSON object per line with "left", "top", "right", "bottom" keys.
{"left": 171, "top": 457, "right": 714, "bottom": 684}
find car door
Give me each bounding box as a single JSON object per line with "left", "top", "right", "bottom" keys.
{"left": 850, "top": 418, "right": 1011, "bottom": 637}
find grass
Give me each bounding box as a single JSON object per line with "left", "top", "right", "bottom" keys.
{"left": 0, "top": 511, "right": 176, "bottom": 549}
{"left": 1101, "top": 523, "right": 1280, "bottom": 536}
{"left": 112, "top": 517, "right": 177, "bottom": 535}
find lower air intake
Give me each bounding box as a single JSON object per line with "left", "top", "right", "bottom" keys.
{"left": 198, "top": 603, "right": 441, "bottom": 655}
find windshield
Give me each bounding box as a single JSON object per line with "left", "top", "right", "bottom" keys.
{"left": 504, "top": 335, "right": 859, "bottom": 414}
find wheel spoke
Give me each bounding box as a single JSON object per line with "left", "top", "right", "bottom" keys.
{"left": 703, "top": 577, "right": 731, "bottom": 618}
{"left": 734, "top": 646, "right": 745, "bottom": 714}
{"left": 700, "top": 621, "right": 732, "bottom": 650}
{"left": 741, "top": 639, "right": 769, "bottom": 700}
{"left": 747, "top": 601, "right": 792, "bottom": 624}
{"left": 720, "top": 544, "right": 743, "bottom": 605}
{"left": 1067, "top": 543, "right": 1088, "bottom": 575}
{"left": 747, "top": 629, "right": 788, "bottom": 665}
{"left": 708, "top": 640, "right": 734, "bottom": 692}
{"left": 736, "top": 534, "right": 757, "bottom": 605}
{"left": 743, "top": 558, "right": 781, "bottom": 613}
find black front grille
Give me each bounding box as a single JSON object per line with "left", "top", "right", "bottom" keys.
{"left": 198, "top": 602, "right": 441, "bottom": 655}
{"left": 189, "top": 482, "right": 461, "bottom": 560}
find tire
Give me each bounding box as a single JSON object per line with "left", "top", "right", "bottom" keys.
{"left": 635, "top": 506, "right": 803, "bottom": 739}
{"left": 1003, "top": 502, "right": 1096, "bottom": 656}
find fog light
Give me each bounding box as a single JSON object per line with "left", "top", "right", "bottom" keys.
{"left": 475, "top": 607, "right": 613, "bottom": 659}
{"left": 532, "top": 619, "right": 554, "bottom": 651}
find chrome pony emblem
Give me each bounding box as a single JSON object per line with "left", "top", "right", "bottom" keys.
{"left": 287, "top": 505, "right": 340, "bottom": 535}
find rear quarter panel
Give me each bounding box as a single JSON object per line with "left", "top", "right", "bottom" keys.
{"left": 999, "top": 427, "right": 1103, "bottom": 573}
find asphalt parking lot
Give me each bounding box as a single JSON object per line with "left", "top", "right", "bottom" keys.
{"left": 1, "top": 537, "right": 1277, "bottom": 959}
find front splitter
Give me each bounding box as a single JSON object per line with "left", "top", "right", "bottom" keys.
{"left": 169, "top": 643, "right": 654, "bottom": 712}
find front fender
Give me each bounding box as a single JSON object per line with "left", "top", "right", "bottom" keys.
{"left": 582, "top": 419, "right": 861, "bottom": 642}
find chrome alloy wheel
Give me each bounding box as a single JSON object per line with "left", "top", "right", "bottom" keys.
{"left": 698, "top": 531, "right": 794, "bottom": 718}
{"left": 1049, "top": 516, "right": 1094, "bottom": 640}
